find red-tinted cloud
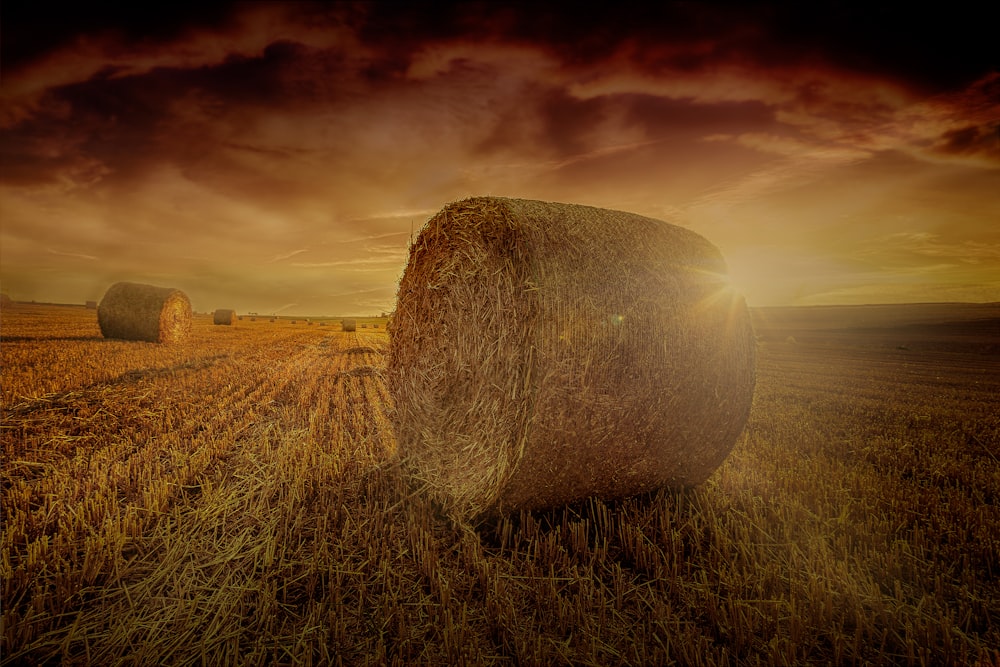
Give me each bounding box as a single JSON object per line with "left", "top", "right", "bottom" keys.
{"left": 1, "top": 3, "right": 997, "bottom": 310}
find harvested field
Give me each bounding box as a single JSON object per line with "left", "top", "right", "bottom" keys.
{"left": 1, "top": 302, "right": 998, "bottom": 666}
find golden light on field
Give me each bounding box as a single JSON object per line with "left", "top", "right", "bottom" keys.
{"left": 1, "top": 5, "right": 997, "bottom": 314}
{"left": 3, "top": 300, "right": 998, "bottom": 663}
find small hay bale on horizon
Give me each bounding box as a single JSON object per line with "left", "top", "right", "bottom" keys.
{"left": 213, "top": 309, "right": 237, "bottom": 325}
{"left": 97, "top": 282, "right": 192, "bottom": 344}
{"left": 387, "top": 197, "right": 756, "bottom": 518}
{"left": 342, "top": 319, "right": 356, "bottom": 332}
{"left": 85, "top": 300, "right": 98, "bottom": 309}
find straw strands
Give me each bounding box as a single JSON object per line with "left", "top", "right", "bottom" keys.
{"left": 387, "top": 197, "right": 756, "bottom": 518}
{"left": 97, "top": 282, "right": 192, "bottom": 344}
{"left": 213, "top": 309, "right": 237, "bottom": 325}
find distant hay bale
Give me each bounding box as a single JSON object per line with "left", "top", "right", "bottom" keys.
{"left": 97, "top": 282, "right": 192, "bottom": 344}
{"left": 342, "top": 319, "right": 357, "bottom": 332}
{"left": 213, "top": 309, "right": 237, "bottom": 325}
{"left": 387, "top": 197, "right": 756, "bottom": 517}
{"left": 85, "top": 300, "right": 98, "bottom": 309}
{"left": 251, "top": 317, "right": 257, "bottom": 322}
{"left": 0, "top": 293, "right": 12, "bottom": 307}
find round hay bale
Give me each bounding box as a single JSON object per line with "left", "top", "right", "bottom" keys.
{"left": 98, "top": 281, "right": 192, "bottom": 344}
{"left": 213, "top": 309, "right": 237, "bottom": 325}
{"left": 342, "top": 319, "right": 357, "bottom": 332}
{"left": 85, "top": 300, "right": 98, "bottom": 309}
{"left": 387, "top": 197, "right": 756, "bottom": 517}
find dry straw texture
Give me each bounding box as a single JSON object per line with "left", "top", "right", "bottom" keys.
{"left": 97, "top": 282, "right": 192, "bottom": 344}
{"left": 342, "top": 319, "right": 357, "bottom": 332}
{"left": 387, "top": 197, "right": 756, "bottom": 518}
{"left": 213, "top": 309, "right": 237, "bottom": 325}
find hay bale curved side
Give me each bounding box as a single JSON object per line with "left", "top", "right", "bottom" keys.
{"left": 386, "top": 197, "right": 756, "bottom": 517}
{"left": 98, "top": 282, "right": 192, "bottom": 343}
{"left": 213, "top": 309, "right": 237, "bottom": 325}
{"left": 341, "top": 319, "right": 357, "bottom": 332}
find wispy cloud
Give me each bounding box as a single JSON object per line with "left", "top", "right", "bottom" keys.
{"left": 327, "top": 287, "right": 391, "bottom": 299}
{"left": 46, "top": 248, "right": 98, "bottom": 261}
{"left": 266, "top": 248, "right": 308, "bottom": 263}
{"left": 865, "top": 232, "right": 1000, "bottom": 263}
{"left": 291, "top": 256, "right": 404, "bottom": 269}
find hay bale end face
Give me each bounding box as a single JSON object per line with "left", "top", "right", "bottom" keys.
{"left": 98, "top": 282, "right": 192, "bottom": 344}
{"left": 387, "top": 197, "right": 756, "bottom": 518}
{"left": 213, "top": 309, "right": 237, "bottom": 325}
{"left": 342, "top": 319, "right": 357, "bottom": 332}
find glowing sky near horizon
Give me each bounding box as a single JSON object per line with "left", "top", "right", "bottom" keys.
{"left": 2, "top": 3, "right": 998, "bottom": 316}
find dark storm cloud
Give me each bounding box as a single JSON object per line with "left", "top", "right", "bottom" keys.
{"left": 0, "top": 35, "right": 364, "bottom": 189}
{"left": 1, "top": 3, "right": 234, "bottom": 70}
{"left": 2, "top": 2, "right": 997, "bottom": 310}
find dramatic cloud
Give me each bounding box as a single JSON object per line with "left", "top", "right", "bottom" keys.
{"left": 1, "top": 3, "right": 997, "bottom": 311}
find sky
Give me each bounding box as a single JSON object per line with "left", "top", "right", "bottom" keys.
{"left": 2, "top": 2, "right": 998, "bottom": 316}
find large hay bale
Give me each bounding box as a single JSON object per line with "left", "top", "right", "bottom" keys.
{"left": 98, "top": 282, "right": 192, "bottom": 344}
{"left": 342, "top": 319, "right": 357, "bottom": 332}
{"left": 213, "top": 309, "right": 237, "bottom": 325}
{"left": 387, "top": 197, "right": 756, "bottom": 517}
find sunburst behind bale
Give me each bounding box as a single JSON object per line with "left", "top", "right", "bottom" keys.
{"left": 387, "top": 197, "right": 756, "bottom": 518}
{"left": 213, "top": 309, "right": 237, "bottom": 325}
{"left": 98, "top": 282, "right": 192, "bottom": 344}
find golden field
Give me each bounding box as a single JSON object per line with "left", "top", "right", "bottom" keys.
{"left": 1, "top": 302, "right": 998, "bottom": 666}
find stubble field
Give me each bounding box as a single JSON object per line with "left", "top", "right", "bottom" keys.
{"left": 1, "top": 302, "right": 998, "bottom": 665}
